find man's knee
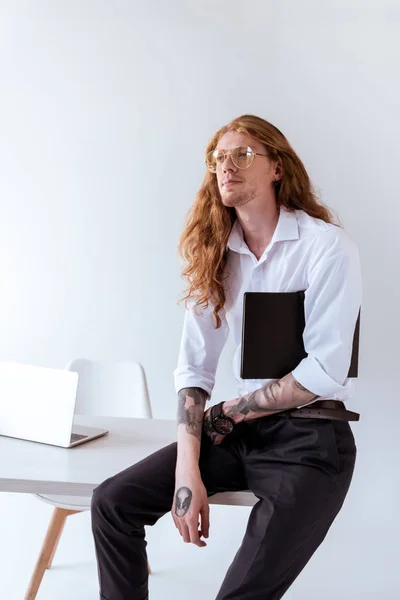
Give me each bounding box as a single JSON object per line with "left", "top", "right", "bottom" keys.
{"left": 91, "top": 476, "right": 123, "bottom": 528}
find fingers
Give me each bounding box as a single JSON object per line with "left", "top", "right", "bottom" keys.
{"left": 188, "top": 520, "right": 206, "bottom": 547}
{"left": 181, "top": 523, "right": 191, "bottom": 544}
{"left": 172, "top": 512, "right": 206, "bottom": 547}
{"left": 200, "top": 503, "right": 210, "bottom": 539}
{"left": 172, "top": 512, "right": 191, "bottom": 543}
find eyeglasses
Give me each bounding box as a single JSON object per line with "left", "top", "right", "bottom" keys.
{"left": 205, "top": 145, "right": 268, "bottom": 173}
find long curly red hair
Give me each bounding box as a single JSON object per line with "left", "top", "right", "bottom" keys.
{"left": 178, "top": 115, "right": 340, "bottom": 328}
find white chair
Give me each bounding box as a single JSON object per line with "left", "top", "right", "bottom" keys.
{"left": 25, "top": 359, "right": 153, "bottom": 600}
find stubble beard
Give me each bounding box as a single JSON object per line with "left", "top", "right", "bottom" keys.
{"left": 221, "top": 187, "right": 258, "bottom": 208}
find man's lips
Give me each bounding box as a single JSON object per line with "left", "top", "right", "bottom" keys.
{"left": 223, "top": 180, "right": 241, "bottom": 186}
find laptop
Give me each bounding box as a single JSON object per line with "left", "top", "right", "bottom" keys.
{"left": 240, "top": 291, "right": 360, "bottom": 380}
{"left": 0, "top": 361, "right": 108, "bottom": 448}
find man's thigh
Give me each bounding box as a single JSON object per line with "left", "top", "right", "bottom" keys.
{"left": 215, "top": 418, "right": 356, "bottom": 600}
{"left": 92, "top": 431, "right": 247, "bottom": 525}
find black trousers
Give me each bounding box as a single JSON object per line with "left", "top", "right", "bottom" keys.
{"left": 91, "top": 414, "right": 356, "bottom": 600}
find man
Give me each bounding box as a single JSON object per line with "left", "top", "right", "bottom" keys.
{"left": 91, "top": 115, "right": 362, "bottom": 600}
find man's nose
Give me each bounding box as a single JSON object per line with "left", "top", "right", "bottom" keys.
{"left": 222, "top": 153, "right": 237, "bottom": 172}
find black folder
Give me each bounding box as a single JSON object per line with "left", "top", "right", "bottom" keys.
{"left": 240, "top": 291, "right": 360, "bottom": 380}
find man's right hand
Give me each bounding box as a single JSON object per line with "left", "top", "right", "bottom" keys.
{"left": 172, "top": 469, "right": 210, "bottom": 547}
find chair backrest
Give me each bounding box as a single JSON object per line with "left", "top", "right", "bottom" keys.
{"left": 65, "top": 359, "right": 152, "bottom": 419}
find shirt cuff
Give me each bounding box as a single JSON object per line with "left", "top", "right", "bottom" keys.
{"left": 173, "top": 368, "right": 214, "bottom": 397}
{"left": 291, "top": 355, "right": 349, "bottom": 398}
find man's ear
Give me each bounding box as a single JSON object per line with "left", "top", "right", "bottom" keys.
{"left": 274, "top": 159, "right": 283, "bottom": 181}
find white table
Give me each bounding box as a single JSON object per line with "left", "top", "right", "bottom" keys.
{"left": 0, "top": 415, "right": 257, "bottom": 506}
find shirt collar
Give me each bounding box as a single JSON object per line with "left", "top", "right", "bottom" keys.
{"left": 226, "top": 207, "right": 300, "bottom": 253}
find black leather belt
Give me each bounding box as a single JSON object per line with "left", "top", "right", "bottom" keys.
{"left": 286, "top": 400, "right": 360, "bottom": 422}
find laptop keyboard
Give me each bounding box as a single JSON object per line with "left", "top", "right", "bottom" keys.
{"left": 70, "top": 433, "right": 88, "bottom": 443}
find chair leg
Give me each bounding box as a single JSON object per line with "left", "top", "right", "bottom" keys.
{"left": 47, "top": 509, "right": 81, "bottom": 569}
{"left": 25, "top": 507, "right": 81, "bottom": 600}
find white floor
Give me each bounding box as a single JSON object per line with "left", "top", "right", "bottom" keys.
{"left": 0, "top": 492, "right": 396, "bottom": 599}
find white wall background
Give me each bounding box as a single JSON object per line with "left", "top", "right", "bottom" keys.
{"left": 0, "top": 0, "right": 399, "bottom": 597}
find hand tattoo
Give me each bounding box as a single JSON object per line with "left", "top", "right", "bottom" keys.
{"left": 177, "top": 387, "right": 208, "bottom": 440}
{"left": 174, "top": 486, "right": 192, "bottom": 517}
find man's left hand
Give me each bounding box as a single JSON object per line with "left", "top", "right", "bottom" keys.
{"left": 203, "top": 407, "right": 226, "bottom": 445}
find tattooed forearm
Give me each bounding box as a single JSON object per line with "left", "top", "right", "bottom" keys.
{"left": 223, "top": 373, "right": 319, "bottom": 424}
{"left": 177, "top": 387, "right": 208, "bottom": 440}
{"left": 174, "top": 486, "right": 192, "bottom": 517}
{"left": 223, "top": 381, "right": 282, "bottom": 419}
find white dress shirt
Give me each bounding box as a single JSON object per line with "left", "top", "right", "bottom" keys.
{"left": 174, "top": 207, "right": 363, "bottom": 403}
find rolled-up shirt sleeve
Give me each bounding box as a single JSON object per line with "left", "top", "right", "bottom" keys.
{"left": 173, "top": 299, "right": 230, "bottom": 397}
{"left": 291, "top": 228, "right": 363, "bottom": 398}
